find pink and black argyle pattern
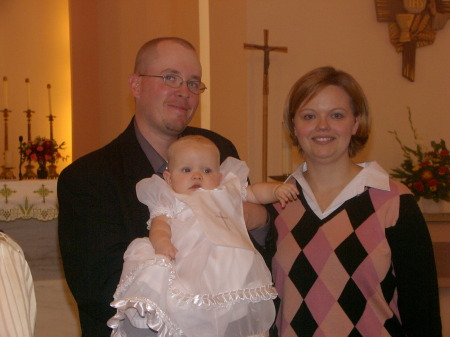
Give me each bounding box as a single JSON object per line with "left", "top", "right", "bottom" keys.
{"left": 272, "top": 181, "right": 409, "bottom": 337}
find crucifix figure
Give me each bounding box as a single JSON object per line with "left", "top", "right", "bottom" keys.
{"left": 244, "top": 29, "right": 287, "bottom": 181}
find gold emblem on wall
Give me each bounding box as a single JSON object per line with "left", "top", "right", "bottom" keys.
{"left": 374, "top": 0, "right": 450, "bottom": 81}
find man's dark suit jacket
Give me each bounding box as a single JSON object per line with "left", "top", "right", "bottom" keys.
{"left": 58, "top": 118, "right": 243, "bottom": 336}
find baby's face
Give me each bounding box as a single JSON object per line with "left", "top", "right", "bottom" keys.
{"left": 164, "top": 143, "right": 222, "bottom": 195}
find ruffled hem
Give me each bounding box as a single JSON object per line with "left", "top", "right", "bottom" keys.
{"left": 108, "top": 297, "right": 272, "bottom": 337}
{"left": 115, "top": 255, "right": 277, "bottom": 310}
{"left": 170, "top": 284, "right": 277, "bottom": 309}
{"left": 114, "top": 255, "right": 174, "bottom": 298}
{"left": 108, "top": 297, "right": 186, "bottom": 337}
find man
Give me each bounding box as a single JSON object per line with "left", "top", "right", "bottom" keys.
{"left": 58, "top": 37, "right": 269, "bottom": 336}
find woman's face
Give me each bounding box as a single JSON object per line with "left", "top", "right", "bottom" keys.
{"left": 292, "top": 85, "right": 360, "bottom": 165}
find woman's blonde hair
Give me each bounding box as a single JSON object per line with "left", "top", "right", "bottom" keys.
{"left": 283, "top": 66, "right": 371, "bottom": 157}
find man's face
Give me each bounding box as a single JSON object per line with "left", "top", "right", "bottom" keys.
{"left": 131, "top": 40, "right": 202, "bottom": 138}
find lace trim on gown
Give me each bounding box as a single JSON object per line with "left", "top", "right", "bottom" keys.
{"left": 146, "top": 203, "right": 186, "bottom": 230}
{"left": 111, "top": 255, "right": 276, "bottom": 336}
{"left": 114, "top": 255, "right": 277, "bottom": 309}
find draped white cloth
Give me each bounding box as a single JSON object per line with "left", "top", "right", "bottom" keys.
{"left": 108, "top": 158, "right": 276, "bottom": 337}
{"left": 0, "top": 231, "right": 36, "bottom": 337}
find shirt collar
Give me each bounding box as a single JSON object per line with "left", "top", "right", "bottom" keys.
{"left": 290, "top": 161, "right": 390, "bottom": 219}
{"left": 134, "top": 119, "right": 167, "bottom": 176}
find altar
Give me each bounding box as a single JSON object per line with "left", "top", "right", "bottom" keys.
{"left": 0, "top": 179, "right": 58, "bottom": 222}
{"left": 0, "top": 179, "right": 61, "bottom": 280}
{"left": 0, "top": 179, "right": 80, "bottom": 336}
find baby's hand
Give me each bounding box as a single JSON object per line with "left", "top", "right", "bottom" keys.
{"left": 154, "top": 239, "right": 178, "bottom": 260}
{"left": 274, "top": 183, "right": 299, "bottom": 208}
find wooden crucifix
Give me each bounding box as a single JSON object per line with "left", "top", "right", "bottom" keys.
{"left": 244, "top": 29, "right": 287, "bottom": 181}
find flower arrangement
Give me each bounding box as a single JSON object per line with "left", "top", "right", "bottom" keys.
{"left": 20, "top": 136, "right": 67, "bottom": 166}
{"left": 389, "top": 109, "right": 449, "bottom": 202}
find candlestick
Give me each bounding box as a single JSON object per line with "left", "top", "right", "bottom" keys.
{"left": 26, "top": 78, "right": 31, "bottom": 110}
{"left": 19, "top": 136, "right": 24, "bottom": 180}
{"left": 24, "top": 108, "right": 35, "bottom": 142}
{"left": 2, "top": 107, "right": 11, "bottom": 152}
{"left": 47, "top": 83, "right": 52, "bottom": 115}
{"left": 47, "top": 84, "right": 55, "bottom": 140}
{"left": 3, "top": 76, "right": 8, "bottom": 109}
{"left": 4, "top": 150, "right": 13, "bottom": 168}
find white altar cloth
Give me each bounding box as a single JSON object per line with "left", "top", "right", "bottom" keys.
{"left": 0, "top": 179, "right": 58, "bottom": 222}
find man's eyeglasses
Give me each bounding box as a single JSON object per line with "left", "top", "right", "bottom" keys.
{"left": 139, "top": 74, "right": 207, "bottom": 95}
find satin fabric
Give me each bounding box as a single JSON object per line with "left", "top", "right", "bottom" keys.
{"left": 0, "top": 232, "right": 36, "bottom": 337}
{"left": 108, "top": 158, "right": 276, "bottom": 336}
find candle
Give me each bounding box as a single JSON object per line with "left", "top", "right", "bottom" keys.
{"left": 47, "top": 84, "right": 52, "bottom": 115}
{"left": 3, "top": 76, "right": 8, "bottom": 109}
{"left": 26, "top": 78, "right": 31, "bottom": 109}
{"left": 4, "top": 150, "right": 13, "bottom": 168}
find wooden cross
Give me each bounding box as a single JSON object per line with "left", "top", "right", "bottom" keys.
{"left": 244, "top": 29, "right": 287, "bottom": 181}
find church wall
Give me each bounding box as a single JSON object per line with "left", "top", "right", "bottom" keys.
{"left": 209, "top": 1, "right": 249, "bottom": 162}
{"left": 0, "top": 0, "right": 72, "bottom": 173}
{"left": 69, "top": 0, "right": 200, "bottom": 159}
{"left": 241, "top": 0, "right": 450, "bottom": 182}
{"left": 2, "top": 1, "right": 448, "bottom": 181}
{"left": 1, "top": 0, "right": 449, "bottom": 334}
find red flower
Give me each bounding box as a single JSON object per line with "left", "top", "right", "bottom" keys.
{"left": 20, "top": 136, "right": 67, "bottom": 165}
{"left": 413, "top": 181, "right": 424, "bottom": 191}
{"left": 440, "top": 150, "right": 449, "bottom": 157}
{"left": 427, "top": 179, "right": 438, "bottom": 187}
{"left": 420, "top": 170, "right": 433, "bottom": 180}
{"left": 438, "top": 166, "right": 449, "bottom": 175}
{"left": 419, "top": 161, "right": 430, "bottom": 167}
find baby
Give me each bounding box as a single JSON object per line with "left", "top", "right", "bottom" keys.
{"left": 153, "top": 135, "right": 298, "bottom": 259}
{"left": 108, "top": 135, "right": 298, "bottom": 337}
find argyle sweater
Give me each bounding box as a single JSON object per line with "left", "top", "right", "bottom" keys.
{"left": 272, "top": 179, "right": 442, "bottom": 337}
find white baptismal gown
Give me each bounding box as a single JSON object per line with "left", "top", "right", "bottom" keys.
{"left": 107, "top": 157, "right": 276, "bottom": 337}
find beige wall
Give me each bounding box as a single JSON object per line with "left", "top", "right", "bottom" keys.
{"left": 1, "top": 0, "right": 449, "bottom": 334}
{"left": 69, "top": 0, "right": 201, "bottom": 158}
{"left": 242, "top": 1, "right": 450, "bottom": 182}
{"left": 209, "top": 1, "right": 249, "bottom": 162}
{"left": 0, "top": 0, "right": 72, "bottom": 173}
{"left": 1, "top": 1, "right": 449, "bottom": 180}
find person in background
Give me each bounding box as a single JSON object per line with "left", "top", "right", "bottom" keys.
{"left": 108, "top": 135, "right": 298, "bottom": 336}
{"left": 269, "top": 66, "right": 442, "bottom": 336}
{"left": 0, "top": 231, "right": 36, "bottom": 337}
{"left": 58, "top": 37, "right": 268, "bottom": 337}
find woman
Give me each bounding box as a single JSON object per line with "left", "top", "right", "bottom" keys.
{"left": 270, "top": 66, "right": 442, "bottom": 336}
